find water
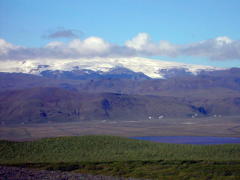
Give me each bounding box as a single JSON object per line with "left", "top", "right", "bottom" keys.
{"left": 131, "top": 136, "right": 240, "bottom": 145}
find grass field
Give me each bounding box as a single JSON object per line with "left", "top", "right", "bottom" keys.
{"left": 1, "top": 135, "right": 240, "bottom": 179}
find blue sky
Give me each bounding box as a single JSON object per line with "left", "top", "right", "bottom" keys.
{"left": 0, "top": 0, "right": 240, "bottom": 67}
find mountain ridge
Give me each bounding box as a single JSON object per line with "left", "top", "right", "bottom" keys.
{"left": 0, "top": 59, "right": 239, "bottom": 124}
{"left": 0, "top": 57, "right": 223, "bottom": 79}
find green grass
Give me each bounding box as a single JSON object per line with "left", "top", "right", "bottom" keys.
{"left": 1, "top": 135, "right": 240, "bottom": 179}
{"left": 1, "top": 135, "right": 240, "bottom": 163}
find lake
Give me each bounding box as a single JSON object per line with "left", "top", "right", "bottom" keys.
{"left": 131, "top": 136, "right": 240, "bottom": 145}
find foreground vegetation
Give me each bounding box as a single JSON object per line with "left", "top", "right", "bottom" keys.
{"left": 1, "top": 135, "right": 240, "bottom": 179}
{"left": 7, "top": 161, "right": 239, "bottom": 180}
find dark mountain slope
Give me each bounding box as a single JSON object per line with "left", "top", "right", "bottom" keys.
{"left": 0, "top": 87, "right": 240, "bottom": 124}
{"left": 1, "top": 68, "right": 240, "bottom": 98}
{"left": 0, "top": 68, "right": 240, "bottom": 124}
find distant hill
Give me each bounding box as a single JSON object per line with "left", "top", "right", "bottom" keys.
{"left": 1, "top": 68, "right": 240, "bottom": 96}
{"left": 0, "top": 87, "right": 240, "bottom": 124}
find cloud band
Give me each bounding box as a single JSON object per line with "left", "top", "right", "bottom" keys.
{"left": 0, "top": 33, "right": 239, "bottom": 61}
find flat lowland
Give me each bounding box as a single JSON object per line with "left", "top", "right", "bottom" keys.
{"left": 0, "top": 116, "right": 240, "bottom": 141}
{"left": 1, "top": 135, "right": 240, "bottom": 179}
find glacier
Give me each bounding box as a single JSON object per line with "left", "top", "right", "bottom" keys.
{"left": 0, "top": 57, "right": 223, "bottom": 79}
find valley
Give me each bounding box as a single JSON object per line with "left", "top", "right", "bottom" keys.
{"left": 1, "top": 116, "right": 240, "bottom": 141}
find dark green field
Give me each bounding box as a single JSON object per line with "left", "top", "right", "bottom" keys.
{"left": 1, "top": 135, "right": 240, "bottom": 179}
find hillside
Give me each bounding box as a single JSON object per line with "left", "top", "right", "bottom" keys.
{"left": 1, "top": 68, "right": 240, "bottom": 97}
{"left": 1, "top": 87, "right": 240, "bottom": 124}
{"left": 1, "top": 136, "right": 240, "bottom": 179}
{"left": 0, "top": 67, "right": 240, "bottom": 124}
{"left": 1, "top": 135, "right": 240, "bottom": 164}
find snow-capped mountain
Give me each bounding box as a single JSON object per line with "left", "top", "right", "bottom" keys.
{"left": 0, "top": 57, "right": 223, "bottom": 79}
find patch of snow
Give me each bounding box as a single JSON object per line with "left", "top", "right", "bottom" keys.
{"left": 158, "top": 115, "right": 164, "bottom": 119}
{"left": 0, "top": 57, "right": 224, "bottom": 78}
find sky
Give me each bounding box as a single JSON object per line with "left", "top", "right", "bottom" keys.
{"left": 0, "top": 0, "right": 240, "bottom": 67}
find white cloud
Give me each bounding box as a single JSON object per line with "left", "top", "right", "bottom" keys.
{"left": 215, "top": 36, "right": 233, "bottom": 46}
{"left": 0, "top": 34, "right": 240, "bottom": 61}
{"left": 45, "top": 41, "right": 64, "bottom": 48}
{"left": 125, "top": 33, "right": 178, "bottom": 56}
{"left": 125, "top": 33, "right": 150, "bottom": 50}
{"left": 68, "top": 37, "right": 110, "bottom": 55}
{"left": 181, "top": 36, "right": 240, "bottom": 60}
{"left": 0, "top": 39, "right": 19, "bottom": 54}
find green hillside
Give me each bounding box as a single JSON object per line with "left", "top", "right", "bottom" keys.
{"left": 1, "top": 135, "right": 240, "bottom": 164}
{"left": 1, "top": 135, "right": 240, "bottom": 179}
